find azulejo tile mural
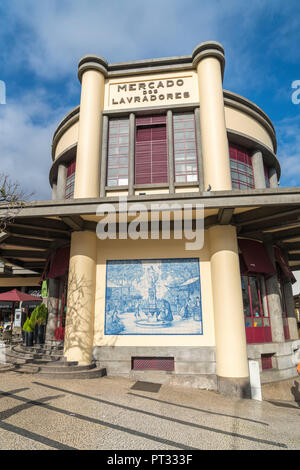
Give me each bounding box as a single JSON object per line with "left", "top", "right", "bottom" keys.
{"left": 105, "top": 258, "right": 202, "bottom": 335}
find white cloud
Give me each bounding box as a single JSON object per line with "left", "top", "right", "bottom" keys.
{"left": 0, "top": 93, "right": 68, "bottom": 200}
{"left": 0, "top": 0, "right": 284, "bottom": 84}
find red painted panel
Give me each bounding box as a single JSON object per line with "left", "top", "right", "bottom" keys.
{"left": 132, "top": 357, "right": 174, "bottom": 371}
{"left": 67, "top": 160, "right": 76, "bottom": 177}
{"left": 245, "top": 326, "right": 272, "bottom": 344}
{"left": 135, "top": 122, "right": 168, "bottom": 184}
{"left": 136, "top": 115, "right": 166, "bottom": 126}
{"left": 261, "top": 354, "right": 273, "bottom": 370}
{"left": 239, "top": 239, "right": 276, "bottom": 274}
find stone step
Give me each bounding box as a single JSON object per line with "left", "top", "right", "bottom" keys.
{"left": 13, "top": 364, "right": 40, "bottom": 374}
{"left": 12, "top": 362, "right": 106, "bottom": 379}
{"left": 0, "top": 364, "right": 15, "bottom": 373}
{"left": 27, "top": 345, "right": 64, "bottom": 352}
{"left": 38, "top": 363, "right": 96, "bottom": 373}
{"left": 30, "top": 359, "right": 78, "bottom": 367}
{"left": 38, "top": 367, "right": 107, "bottom": 380}
{"left": 9, "top": 351, "right": 62, "bottom": 362}
{"left": 14, "top": 345, "right": 64, "bottom": 355}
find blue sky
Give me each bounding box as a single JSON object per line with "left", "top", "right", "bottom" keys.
{"left": 0, "top": 0, "right": 300, "bottom": 200}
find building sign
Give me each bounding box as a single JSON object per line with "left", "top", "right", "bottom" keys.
{"left": 14, "top": 309, "right": 22, "bottom": 328}
{"left": 106, "top": 73, "right": 198, "bottom": 110}
{"left": 105, "top": 258, "right": 202, "bottom": 335}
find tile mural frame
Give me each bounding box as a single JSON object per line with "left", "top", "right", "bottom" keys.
{"left": 104, "top": 258, "right": 203, "bottom": 335}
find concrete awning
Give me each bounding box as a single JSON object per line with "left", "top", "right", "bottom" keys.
{"left": 0, "top": 186, "right": 299, "bottom": 275}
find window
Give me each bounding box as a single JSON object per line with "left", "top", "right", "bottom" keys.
{"left": 107, "top": 118, "right": 129, "bottom": 186}
{"left": 230, "top": 145, "right": 254, "bottom": 189}
{"left": 173, "top": 113, "right": 198, "bottom": 183}
{"left": 135, "top": 115, "right": 168, "bottom": 184}
{"left": 241, "top": 274, "right": 272, "bottom": 343}
{"left": 264, "top": 165, "right": 270, "bottom": 188}
{"left": 261, "top": 353, "right": 274, "bottom": 370}
{"left": 65, "top": 161, "right": 76, "bottom": 199}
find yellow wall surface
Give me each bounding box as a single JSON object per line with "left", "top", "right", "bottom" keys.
{"left": 93, "top": 234, "right": 215, "bottom": 348}
{"left": 54, "top": 121, "right": 79, "bottom": 159}
{"left": 225, "top": 106, "right": 274, "bottom": 151}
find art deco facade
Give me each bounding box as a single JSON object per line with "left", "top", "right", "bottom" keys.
{"left": 1, "top": 41, "right": 300, "bottom": 397}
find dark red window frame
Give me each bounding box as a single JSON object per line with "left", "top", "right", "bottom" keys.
{"left": 230, "top": 144, "right": 255, "bottom": 189}
{"left": 261, "top": 354, "right": 273, "bottom": 370}
{"left": 65, "top": 160, "right": 76, "bottom": 199}
{"left": 242, "top": 274, "right": 272, "bottom": 344}
{"left": 135, "top": 115, "right": 168, "bottom": 185}
{"left": 264, "top": 165, "right": 270, "bottom": 188}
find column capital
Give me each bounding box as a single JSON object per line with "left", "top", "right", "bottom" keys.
{"left": 192, "top": 41, "right": 225, "bottom": 77}
{"left": 78, "top": 55, "right": 108, "bottom": 83}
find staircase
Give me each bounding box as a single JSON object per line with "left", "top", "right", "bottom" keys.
{"left": 2, "top": 341, "right": 106, "bottom": 379}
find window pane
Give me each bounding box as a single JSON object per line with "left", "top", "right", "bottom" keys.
{"left": 230, "top": 144, "right": 254, "bottom": 190}
{"left": 107, "top": 118, "right": 129, "bottom": 186}
{"left": 173, "top": 112, "right": 198, "bottom": 183}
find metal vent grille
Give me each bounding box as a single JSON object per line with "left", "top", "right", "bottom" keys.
{"left": 132, "top": 357, "right": 174, "bottom": 371}
{"left": 261, "top": 354, "right": 273, "bottom": 370}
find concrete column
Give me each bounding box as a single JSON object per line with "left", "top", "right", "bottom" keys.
{"left": 45, "top": 278, "right": 59, "bottom": 341}
{"left": 284, "top": 280, "right": 299, "bottom": 340}
{"left": 264, "top": 242, "right": 285, "bottom": 342}
{"left": 52, "top": 182, "right": 57, "bottom": 200}
{"left": 128, "top": 113, "right": 135, "bottom": 197}
{"left": 75, "top": 56, "right": 108, "bottom": 199}
{"left": 100, "top": 115, "right": 109, "bottom": 198}
{"left": 269, "top": 167, "right": 279, "bottom": 188}
{"left": 167, "top": 110, "right": 175, "bottom": 194}
{"left": 56, "top": 164, "right": 67, "bottom": 200}
{"left": 194, "top": 107, "right": 204, "bottom": 192}
{"left": 64, "top": 230, "right": 97, "bottom": 365}
{"left": 193, "top": 42, "right": 231, "bottom": 191}
{"left": 252, "top": 150, "right": 266, "bottom": 189}
{"left": 209, "top": 225, "right": 250, "bottom": 397}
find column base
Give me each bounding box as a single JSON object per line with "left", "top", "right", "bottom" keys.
{"left": 217, "top": 376, "right": 251, "bottom": 399}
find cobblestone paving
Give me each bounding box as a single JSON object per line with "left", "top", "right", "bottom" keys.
{"left": 0, "top": 372, "right": 299, "bottom": 450}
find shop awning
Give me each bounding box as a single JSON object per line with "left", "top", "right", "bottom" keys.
{"left": 274, "top": 247, "right": 296, "bottom": 283}
{"left": 0, "top": 289, "right": 42, "bottom": 302}
{"left": 239, "top": 239, "right": 276, "bottom": 274}
{"left": 47, "top": 246, "right": 70, "bottom": 279}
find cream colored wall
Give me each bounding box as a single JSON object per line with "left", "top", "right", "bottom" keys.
{"left": 196, "top": 56, "right": 232, "bottom": 191}
{"left": 225, "top": 106, "right": 274, "bottom": 151}
{"left": 93, "top": 234, "right": 215, "bottom": 348}
{"left": 74, "top": 70, "right": 105, "bottom": 198}
{"left": 208, "top": 225, "right": 249, "bottom": 378}
{"left": 175, "top": 186, "right": 199, "bottom": 193}
{"left": 106, "top": 190, "right": 129, "bottom": 197}
{"left": 54, "top": 121, "right": 79, "bottom": 159}
{"left": 134, "top": 189, "right": 169, "bottom": 196}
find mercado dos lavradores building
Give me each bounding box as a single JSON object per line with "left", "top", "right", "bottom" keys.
{"left": 1, "top": 41, "right": 300, "bottom": 397}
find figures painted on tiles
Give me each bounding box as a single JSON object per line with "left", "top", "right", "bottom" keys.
{"left": 105, "top": 258, "right": 202, "bottom": 335}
